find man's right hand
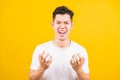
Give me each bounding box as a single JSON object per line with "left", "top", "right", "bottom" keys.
{"left": 38, "top": 51, "right": 52, "bottom": 72}
{"left": 29, "top": 51, "right": 52, "bottom": 80}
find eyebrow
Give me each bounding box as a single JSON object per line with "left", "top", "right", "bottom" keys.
{"left": 56, "top": 20, "right": 71, "bottom": 22}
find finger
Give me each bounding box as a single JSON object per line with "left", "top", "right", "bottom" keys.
{"left": 42, "top": 56, "right": 51, "bottom": 69}
{"left": 70, "top": 56, "right": 74, "bottom": 65}
{"left": 72, "top": 54, "right": 77, "bottom": 66}
{"left": 74, "top": 54, "right": 81, "bottom": 66}
{"left": 72, "top": 54, "right": 76, "bottom": 62}
{"left": 46, "top": 61, "right": 52, "bottom": 67}
{"left": 77, "top": 53, "right": 81, "bottom": 60}
{"left": 44, "top": 53, "right": 49, "bottom": 59}
{"left": 40, "top": 51, "right": 46, "bottom": 65}
{"left": 75, "top": 54, "right": 79, "bottom": 61}
{"left": 41, "top": 51, "right": 45, "bottom": 56}
{"left": 70, "top": 59, "right": 72, "bottom": 64}
{"left": 76, "top": 54, "right": 81, "bottom": 65}
{"left": 47, "top": 56, "right": 52, "bottom": 63}
{"left": 80, "top": 56, "right": 85, "bottom": 65}
{"left": 76, "top": 59, "right": 81, "bottom": 65}
{"left": 39, "top": 51, "right": 45, "bottom": 61}
{"left": 46, "top": 56, "right": 52, "bottom": 66}
{"left": 70, "top": 59, "right": 75, "bottom": 67}
{"left": 43, "top": 53, "right": 49, "bottom": 62}
{"left": 70, "top": 59, "right": 73, "bottom": 65}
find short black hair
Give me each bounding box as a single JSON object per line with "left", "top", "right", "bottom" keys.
{"left": 53, "top": 6, "right": 74, "bottom": 20}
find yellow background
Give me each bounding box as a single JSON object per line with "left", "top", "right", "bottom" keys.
{"left": 0, "top": 0, "right": 120, "bottom": 80}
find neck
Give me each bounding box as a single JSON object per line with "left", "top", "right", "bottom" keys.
{"left": 53, "top": 38, "right": 71, "bottom": 48}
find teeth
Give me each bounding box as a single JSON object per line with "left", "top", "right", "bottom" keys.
{"left": 58, "top": 31, "right": 66, "bottom": 34}
{"left": 57, "top": 27, "right": 67, "bottom": 34}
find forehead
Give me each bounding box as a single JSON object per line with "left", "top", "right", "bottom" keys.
{"left": 54, "top": 14, "right": 71, "bottom": 22}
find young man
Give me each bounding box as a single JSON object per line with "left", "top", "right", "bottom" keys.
{"left": 29, "top": 6, "right": 90, "bottom": 80}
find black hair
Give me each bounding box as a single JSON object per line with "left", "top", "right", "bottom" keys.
{"left": 53, "top": 6, "right": 74, "bottom": 20}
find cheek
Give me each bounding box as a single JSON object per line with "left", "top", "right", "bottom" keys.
{"left": 53, "top": 27, "right": 58, "bottom": 33}
{"left": 67, "top": 27, "right": 72, "bottom": 32}
{"left": 53, "top": 23, "right": 59, "bottom": 27}
{"left": 53, "top": 24, "right": 59, "bottom": 29}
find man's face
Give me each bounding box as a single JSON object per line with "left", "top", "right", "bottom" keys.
{"left": 52, "top": 14, "right": 73, "bottom": 41}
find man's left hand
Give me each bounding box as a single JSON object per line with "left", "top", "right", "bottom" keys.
{"left": 70, "top": 54, "right": 85, "bottom": 72}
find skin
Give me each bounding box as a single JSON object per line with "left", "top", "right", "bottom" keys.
{"left": 70, "top": 54, "right": 90, "bottom": 80}
{"left": 29, "top": 51, "right": 52, "bottom": 80}
{"left": 29, "top": 13, "right": 90, "bottom": 80}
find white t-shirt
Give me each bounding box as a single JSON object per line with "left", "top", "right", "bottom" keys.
{"left": 30, "top": 40, "right": 89, "bottom": 80}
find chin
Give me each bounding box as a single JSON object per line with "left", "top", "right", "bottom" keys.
{"left": 58, "top": 37, "right": 67, "bottom": 41}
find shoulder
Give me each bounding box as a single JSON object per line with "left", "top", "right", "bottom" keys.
{"left": 34, "top": 40, "right": 52, "bottom": 52}
{"left": 36, "top": 40, "right": 51, "bottom": 48}
{"left": 71, "top": 41, "right": 88, "bottom": 58}
{"left": 71, "top": 41, "right": 88, "bottom": 56}
{"left": 71, "top": 41, "right": 87, "bottom": 51}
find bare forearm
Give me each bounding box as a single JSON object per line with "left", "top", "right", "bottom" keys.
{"left": 29, "top": 68, "right": 45, "bottom": 80}
{"left": 76, "top": 69, "right": 90, "bottom": 80}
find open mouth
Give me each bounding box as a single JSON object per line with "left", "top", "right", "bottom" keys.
{"left": 57, "top": 27, "right": 67, "bottom": 34}
{"left": 58, "top": 30, "right": 67, "bottom": 34}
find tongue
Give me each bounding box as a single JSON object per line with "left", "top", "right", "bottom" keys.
{"left": 59, "top": 31, "right": 66, "bottom": 34}
{"left": 58, "top": 27, "right": 67, "bottom": 34}
{"left": 58, "top": 29, "right": 66, "bottom": 34}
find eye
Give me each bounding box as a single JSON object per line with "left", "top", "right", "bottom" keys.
{"left": 65, "top": 22, "right": 69, "bottom": 25}
{"left": 56, "top": 22, "right": 61, "bottom": 24}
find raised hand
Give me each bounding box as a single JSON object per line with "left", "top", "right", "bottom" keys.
{"left": 70, "top": 54, "right": 85, "bottom": 71}
{"left": 38, "top": 51, "right": 52, "bottom": 72}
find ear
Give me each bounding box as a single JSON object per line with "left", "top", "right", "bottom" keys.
{"left": 51, "top": 21, "right": 54, "bottom": 28}
{"left": 71, "top": 22, "right": 74, "bottom": 30}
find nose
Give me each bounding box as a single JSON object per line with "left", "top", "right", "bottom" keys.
{"left": 60, "top": 23, "right": 65, "bottom": 29}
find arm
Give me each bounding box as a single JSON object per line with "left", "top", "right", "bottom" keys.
{"left": 29, "top": 68, "right": 45, "bottom": 80}
{"left": 29, "top": 51, "right": 52, "bottom": 80}
{"left": 76, "top": 68, "right": 90, "bottom": 80}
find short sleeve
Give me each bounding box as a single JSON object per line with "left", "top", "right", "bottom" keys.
{"left": 81, "top": 47, "right": 90, "bottom": 73}
{"left": 30, "top": 46, "right": 40, "bottom": 70}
